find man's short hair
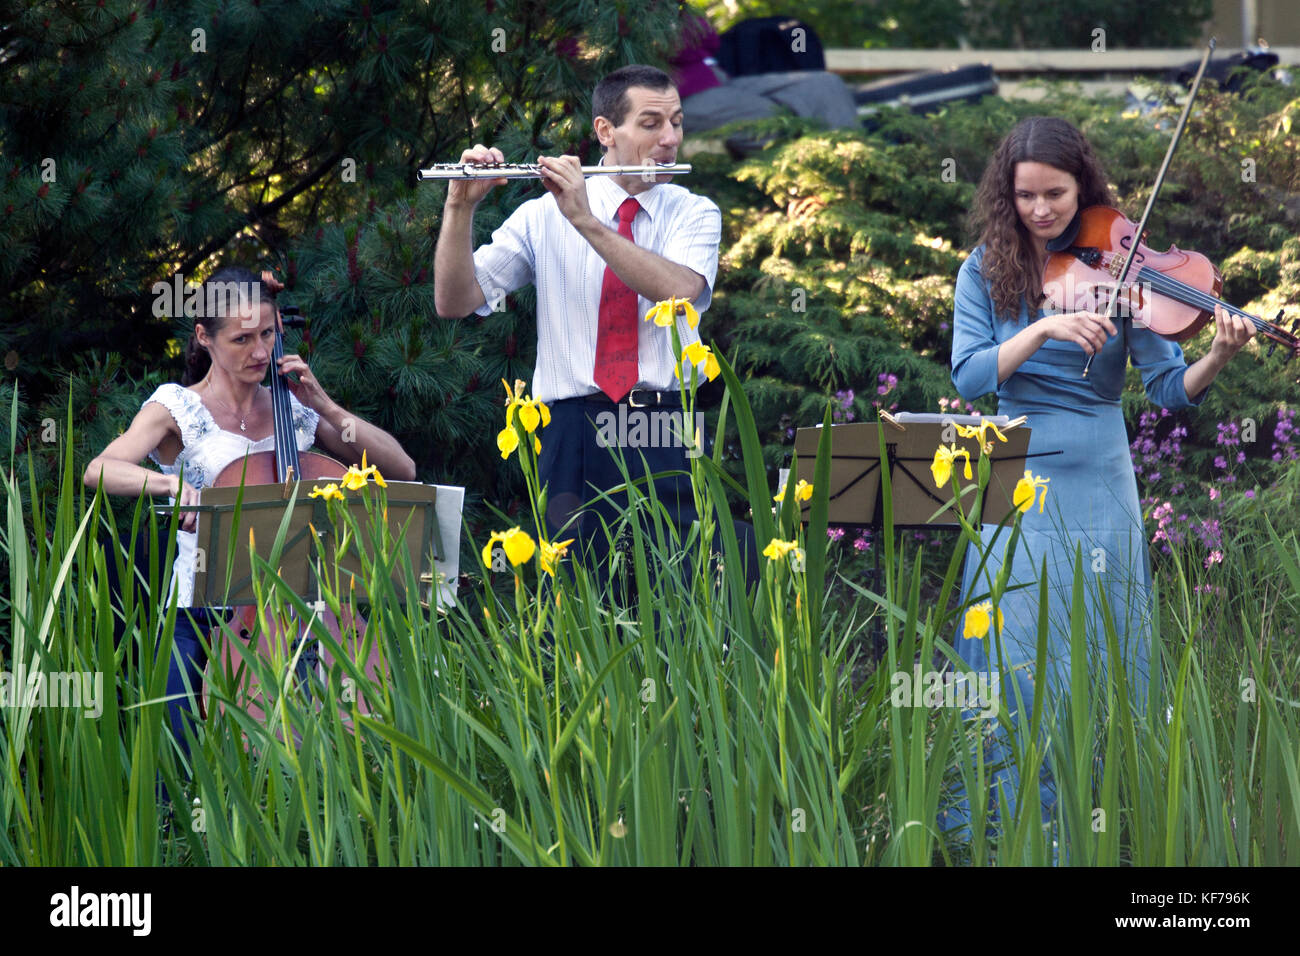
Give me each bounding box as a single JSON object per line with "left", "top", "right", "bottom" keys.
{"left": 591, "top": 65, "right": 675, "bottom": 129}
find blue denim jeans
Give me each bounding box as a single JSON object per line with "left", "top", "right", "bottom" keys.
{"left": 165, "top": 608, "right": 224, "bottom": 759}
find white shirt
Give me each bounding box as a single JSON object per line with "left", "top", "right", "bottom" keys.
{"left": 144, "top": 383, "right": 320, "bottom": 608}
{"left": 471, "top": 172, "right": 721, "bottom": 403}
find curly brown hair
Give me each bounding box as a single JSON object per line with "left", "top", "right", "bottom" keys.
{"left": 970, "top": 116, "right": 1115, "bottom": 319}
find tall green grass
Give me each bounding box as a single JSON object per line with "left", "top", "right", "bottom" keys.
{"left": 1, "top": 375, "right": 1296, "bottom": 865}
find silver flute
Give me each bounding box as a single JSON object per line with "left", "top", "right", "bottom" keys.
{"left": 417, "top": 161, "right": 691, "bottom": 181}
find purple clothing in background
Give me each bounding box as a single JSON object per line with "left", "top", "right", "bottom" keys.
{"left": 670, "top": 14, "right": 722, "bottom": 98}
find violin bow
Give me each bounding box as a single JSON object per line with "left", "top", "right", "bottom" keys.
{"left": 1083, "top": 37, "right": 1217, "bottom": 378}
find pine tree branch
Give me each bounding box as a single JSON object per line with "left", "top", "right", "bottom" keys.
{"left": 177, "top": 147, "right": 346, "bottom": 278}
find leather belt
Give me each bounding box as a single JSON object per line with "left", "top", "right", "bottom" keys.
{"left": 552, "top": 388, "right": 683, "bottom": 408}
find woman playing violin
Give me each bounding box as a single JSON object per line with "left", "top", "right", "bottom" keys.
{"left": 84, "top": 265, "right": 415, "bottom": 755}
{"left": 945, "top": 116, "right": 1252, "bottom": 842}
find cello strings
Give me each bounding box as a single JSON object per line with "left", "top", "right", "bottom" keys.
{"left": 271, "top": 330, "right": 296, "bottom": 479}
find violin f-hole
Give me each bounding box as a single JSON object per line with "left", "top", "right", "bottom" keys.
{"left": 1118, "top": 234, "right": 1146, "bottom": 264}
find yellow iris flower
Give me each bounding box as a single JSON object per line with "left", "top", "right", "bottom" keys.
{"left": 340, "top": 450, "right": 387, "bottom": 490}
{"left": 1013, "top": 470, "right": 1051, "bottom": 514}
{"left": 502, "top": 378, "right": 551, "bottom": 433}
{"left": 538, "top": 537, "right": 575, "bottom": 578}
{"left": 930, "top": 444, "right": 973, "bottom": 488}
{"left": 309, "top": 482, "right": 344, "bottom": 502}
{"left": 762, "top": 538, "right": 805, "bottom": 565}
{"left": 774, "top": 478, "right": 814, "bottom": 503}
{"left": 962, "top": 601, "right": 1004, "bottom": 639}
{"left": 679, "top": 341, "right": 721, "bottom": 381}
{"left": 497, "top": 426, "right": 519, "bottom": 459}
{"left": 499, "top": 378, "right": 550, "bottom": 459}
{"left": 481, "top": 527, "right": 536, "bottom": 570}
{"left": 644, "top": 297, "right": 701, "bottom": 330}
{"left": 954, "top": 419, "right": 1009, "bottom": 455}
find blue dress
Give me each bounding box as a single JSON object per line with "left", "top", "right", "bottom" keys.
{"left": 944, "top": 245, "right": 1205, "bottom": 831}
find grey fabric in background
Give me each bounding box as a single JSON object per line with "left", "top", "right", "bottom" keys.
{"left": 681, "top": 71, "right": 860, "bottom": 135}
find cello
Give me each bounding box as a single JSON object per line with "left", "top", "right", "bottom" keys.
{"left": 205, "top": 272, "right": 386, "bottom": 724}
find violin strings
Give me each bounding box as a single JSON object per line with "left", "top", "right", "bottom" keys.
{"left": 1136, "top": 267, "right": 1274, "bottom": 334}
{"left": 1139, "top": 270, "right": 1257, "bottom": 320}
{"left": 1095, "top": 251, "right": 1279, "bottom": 336}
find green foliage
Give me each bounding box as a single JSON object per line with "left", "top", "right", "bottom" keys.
{"left": 1, "top": 0, "right": 682, "bottom": 543}
{"left": 962, "top": 0, "right": 1213, "bottom": 49}
{"left": 6, "top": 0, "right": 1300, "bottom": 578}
{"left": 691, "top": 121, "right": 971, "bottom": 471}
{"left": 701, "top": 0, "right": 966, "bottom": 50}
{"left": 4, "top": 369, "right": 1298, "bottom": 865}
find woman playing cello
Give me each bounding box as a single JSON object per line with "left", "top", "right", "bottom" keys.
{"left": 84, "top": 265, "right": 415, "bottom": 756}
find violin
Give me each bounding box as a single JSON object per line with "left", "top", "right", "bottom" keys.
{"left": 1045, "top": 37, "right": 1299, "bottom": 376}
{"left": 1042, "top": 205, "right": 1299, "bottom": 354}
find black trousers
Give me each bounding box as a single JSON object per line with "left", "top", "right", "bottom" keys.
{"left": 537, "top": 396, "right": 759, "bottom": 592}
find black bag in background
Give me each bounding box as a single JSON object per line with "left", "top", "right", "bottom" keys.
{"left": 1166, "top": 48, "right": 1280, "bottom": 93}
{"left": 853, "top": 65, "right": 998, "bottom": 116}
{"left": 717, "top": 16, "right": 826, "bottom": 77}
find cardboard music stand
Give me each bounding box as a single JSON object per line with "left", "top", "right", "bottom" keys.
{"left": 191, "top": 480, "right": 464, "bottom": 609}
{"left": 787, "top": 412, "right": 1033, "bottom": 529}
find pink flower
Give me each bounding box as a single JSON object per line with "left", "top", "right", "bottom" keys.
{"left": 1209, "top": 487, "right": 1219, "bottom": 500}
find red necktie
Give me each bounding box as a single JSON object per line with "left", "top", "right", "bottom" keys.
{"left": 594, "top": 197, "right": 641, "bottom": 402}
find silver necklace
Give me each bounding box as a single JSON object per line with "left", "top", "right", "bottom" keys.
{"left": 205, "top": 379, "right": 253, "bottom": 432}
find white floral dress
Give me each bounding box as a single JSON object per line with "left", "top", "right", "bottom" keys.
{"left": 144, "top": 383, "right": 320, "bottom": 608}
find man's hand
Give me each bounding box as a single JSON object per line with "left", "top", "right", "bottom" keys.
{"left": 434, "top": 145, "right": 504, "bottom": 317}
{"left": 447, "top": 144, "right": 508, "bottom": 208}
{"left": 537, "top": 155, "right": 594, "bottom": 228}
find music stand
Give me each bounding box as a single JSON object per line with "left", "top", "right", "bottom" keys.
{"left": 191, "top": 480, "right": 464, "bottom": 609}
{"left": 184, "top": 479, "right": 463, "bottom": 722}
{"left": 784, "top": 411, "right": 1037, "bottom": 657}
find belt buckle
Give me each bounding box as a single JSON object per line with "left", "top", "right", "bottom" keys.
{"left": 627, "top": 387, "right": 648, "bottom": 408}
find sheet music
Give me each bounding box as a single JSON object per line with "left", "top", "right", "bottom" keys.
{"left": 430, "top": 484, "right": 465, "bottom": 608}
{"left": 890, "top": 412, "right": 1012, "bottom": 426}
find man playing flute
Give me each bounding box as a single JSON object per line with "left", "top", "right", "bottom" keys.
{"left": 434, "top": 64, "right": 747, "bottom": 579}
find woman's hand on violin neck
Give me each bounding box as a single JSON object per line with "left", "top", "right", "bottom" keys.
{"left": 1182, "top": 305, "right": 1255, "bottom": 401}
{"left": 1208, "top": 304, "right": 1253, "bottom": 362}
{"left": 277, "top": 353, "right": 338, "bottom": 417}
{"left": 1041, "top": 310, "right": 1118, "bottom": 356}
